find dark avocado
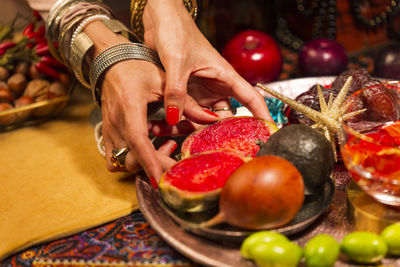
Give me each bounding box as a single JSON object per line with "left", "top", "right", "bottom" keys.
{"left": 257, "top": 124, "right": 335, "bottom": 195}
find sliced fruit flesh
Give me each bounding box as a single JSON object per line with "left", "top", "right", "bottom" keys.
{"left": 188, "top": 117, "right": 275, "bottom": 157}
{"left": 164, "top": 151, "right": 245, "bottom": 193}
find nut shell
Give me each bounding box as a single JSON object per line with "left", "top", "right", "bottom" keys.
{"left": 7, "top": 73, "right": 27, "bottom": 96}
{"left": 14, "top": 95, "right": 34, "bottom": 121}
{"left": 0, "top": 66, "right": 10, "bottom": 81}
{"left": 24, "top": 79, "right": 50, "bottom": 101}
{"left": 49, "top": 81, "right": 66, "bottom": 98}
{"left": 14, "top": 62, "right": 30, "bottom": 76}
{"left": 0, "top": 87, "right": 14, "bottom": 103}
{"left": 0, "top": 102, "right": 17, "bottom": 125}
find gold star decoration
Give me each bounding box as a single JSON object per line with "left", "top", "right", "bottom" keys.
{"left": 256, "top": 76, "right": 366, "bottom": 160}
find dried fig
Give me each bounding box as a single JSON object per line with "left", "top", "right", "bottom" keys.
{"left": 362, "top": 84, "right": 400, "bottom": 122}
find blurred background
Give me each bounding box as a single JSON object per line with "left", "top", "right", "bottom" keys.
{"left": 3, "top": 0, "right": 400, "bottom": 81}
{"left": 104, "top": 0, "right": 400, "bottom": 81}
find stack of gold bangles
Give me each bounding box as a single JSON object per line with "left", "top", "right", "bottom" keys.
{"left": 46, "top": 0, "right": 197, "bottom": 107}
{"left": 89, "top": 42, "right": 164, "bottom": 106}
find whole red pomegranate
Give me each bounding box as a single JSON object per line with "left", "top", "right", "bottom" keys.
{"left": 222, "top": 30, "right": 282, "bottom": 85}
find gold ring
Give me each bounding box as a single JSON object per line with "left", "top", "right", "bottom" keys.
{"left": 211, "top": 107, "right": 237, "bottom": 115}
{"left": 111, "top": 147, "right": 130, "bottom": 168}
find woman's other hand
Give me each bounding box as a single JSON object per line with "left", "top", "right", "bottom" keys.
{"left": 142, "top": 0, "right": 273, "bottom": 125}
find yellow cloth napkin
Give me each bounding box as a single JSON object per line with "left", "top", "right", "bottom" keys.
{"left": 0, "top": 86, "right": 138, "bottom": 261}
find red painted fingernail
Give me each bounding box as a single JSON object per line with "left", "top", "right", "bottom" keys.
{"left": 170, "top": 143, "right": 177, "bottom": 154}
{"left": 147, "top": 121, "right": 153, "bottom": 131}
{"left": 160, "top": 140, "right": 177, "bottom": 154}
{"left": 166, "top": 106, "right": 180, "bottom": 125}
{"left": 203, "top": 109, "right": 219, "bottom": 117}
{"left": 160, "top": 140, "right": 170, "bottom": 147}
{"left": 149, "top": 176, "right": 158, "bottom": 190}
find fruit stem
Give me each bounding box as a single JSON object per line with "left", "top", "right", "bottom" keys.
{"left": 200, "top": 212, "right": 225, "bottom": 228}
{"left": 244, "top": 40, "right": 258, "bottom": 50}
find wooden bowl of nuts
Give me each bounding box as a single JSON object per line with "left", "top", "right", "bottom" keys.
{"left": 0, "top": 12, "right": 74, "bottom": 131}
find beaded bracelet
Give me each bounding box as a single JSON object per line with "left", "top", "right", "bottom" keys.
{"left": 46, "top": 0, "right": 109, "bottom": 62}
{"left": 70, "top": 14, "right": 110, "bottom": 47}
{"left": 89, "top": 42, "right": 163, "bottom": 107}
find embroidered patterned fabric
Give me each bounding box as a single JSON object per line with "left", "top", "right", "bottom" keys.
{"left": 1, "top": 212, "right": 192, "bottom": 267}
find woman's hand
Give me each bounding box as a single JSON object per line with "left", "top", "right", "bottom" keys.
{"left": 84, "top": 20, "right": 223, "bottom": 180}
{"left": 83, "top": 21, "right": 170, "bottom": 180}
{"left": 142, "top": 0, "right": 273, "bottom": 125}
{"left": 101, "top": 60, "right": 222, "bottom": 179}
{"left": 100, "top": 58, "right": 171, "bottom": 178}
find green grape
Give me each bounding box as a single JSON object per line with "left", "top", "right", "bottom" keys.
{"left": 341, "top": 231, "right": 388, "bottom": 264}
{"left": 304, "top": 234, "right": 340, "bottom": 267}
{"left": 240, "top": 231, "right": 290, "bottom": 259}
{"left": 249, "top": 240, "right": 303, "bottom": 267}
{"left": 381, "top": 222, "right": 400, "bottom": 256}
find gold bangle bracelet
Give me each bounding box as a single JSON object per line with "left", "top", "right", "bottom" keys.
{"left": 46, "top": 0, "right": 112, "bottom": 63}
{"left": 89, "top": 42, "right": 163, "bottom": 107}
{"left": 57, "top": 11, "right": 104, "bottom": 65}
{"left": 130, "top": 0, "right": 197, "bottom": 42}
{"left": 69, "top": 19, "right": 139, "bottom": 88}
{"left": 47, "top": 0, "right": 86, "bottom": 62}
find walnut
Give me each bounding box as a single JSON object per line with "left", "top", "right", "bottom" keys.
{"left": 0, "top": 87, "right": 14, "bottom": 103}
{"left": 14, "top": 95, "right": 34, "bottom": 122}
{"left": 0, "top": 102, "right": 17, "bottom": 125}
{"left": 0, "top": 66, "right": 10, "bottom": 81}
{"left": 49, "top": 81, "right": 67, "bottom": 98}
{"left": 14, "top": 62, "right": 30, "bottom": 76}
{"left": 24, "top": 79, "right": 50, "bottom": 101}
{"left": 7, "top": 73, "right": 27, "bottom": 96}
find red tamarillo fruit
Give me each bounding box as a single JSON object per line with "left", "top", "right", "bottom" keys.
{"left": 201, "top": 155, "right": 305, "bottom": 230}
{"left": 180, "top": 116, "right": 278, "bottom": 159}
{"left": 159, "top": 151, "right": 246, "bottom": 212}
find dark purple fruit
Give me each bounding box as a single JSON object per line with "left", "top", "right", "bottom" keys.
{"left": 288, "top": 68, "right": 380, "bottom": 125}
{"left": 288, "top": 84, "right": 332, "bottom": 126}
{"left": 331, "top": 68, "right": 373, "bottom": 95}
{"left": 299, "top": 38, "right": 348, "bottom": 76}
{"left": 374, "top": 44, "right": 400, "bottom": 80}
{"left": 257, "top": 124, "right": 335, "bottom": 195}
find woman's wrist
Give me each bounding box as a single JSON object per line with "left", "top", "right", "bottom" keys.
{"left": 131, "top": 0, "right": 197, "bottom": 41}
{"left": 83, "top": 20, "right": 130, "bottom": 60}
{"left": 145, "top": 0, "right": 188, "bottom": 21}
